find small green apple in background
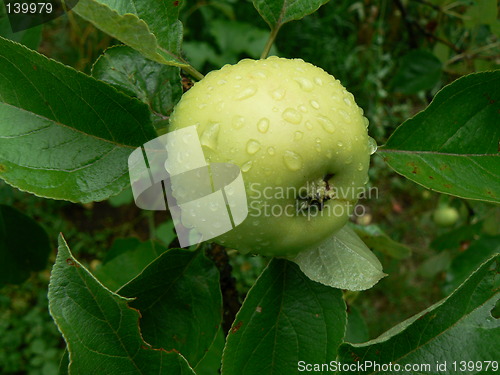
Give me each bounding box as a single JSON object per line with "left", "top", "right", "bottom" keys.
{"left": 169, "top": 57, "right": 374, "bottom": 256}
{"left": 433, "top": 205, "right": 460, "bottom": 227}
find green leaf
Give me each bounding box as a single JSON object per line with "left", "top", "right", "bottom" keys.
{"left": 288, "top": 225, "right": 386, "bottom": 291}
{"left": 0, "top": 4, "right": 42, "bottom": 50}
{"left": 93, "top": 238, "right": 167, "bottom": 291}
{"left": 209, "top": 19, "right": 279, "bottom": 65}
{"left": 337, "top": 254, "right": 500, "bottom": 374}
{"left": 431, "top": 221, "right": 484, "bottom": 251}
{"left": 0, "top": 204, "right": 51, "bottom": 285}
{"left": 58, "top": 349, "right": 69, "bottom": 375}
{"left": 154, "top": 220, "right": 177, "bottom": 247}
{"left": 73, "top": 0, "right": 186, "bottom": 67}
{"left": 345, "top": 305, "right": 369, "bottom": 344}
{"left": 390, "top": 50, "right": 442, "bottom": 94}
{"left": 92, "top": 45, "right": 182, "bottom": 119}
{"left": 444, "top": 236, "right": 500, "bottom": 295}
{"left": 0, "top": 37, "right": 156, "bottom": 203}
{"left": 194, "top": 328, "right": 224, "bottom": 375}
{"left": 119, "top": 248, "right": 222, "bottom": 367}
{"left": 352, "top": 223, "right": 412, "bottom": 259}
{"left": 379, "top": 71, "right": 500, "bottom": 203}
{"left": 222, "top": 258, "right": 346, "bottom": 375}
{"left": 48, "top": 235, "right": 195, "bottom": 374}
{"left": 107, "top": 186, "right": 134, "bottom": 207}
{"left": 252, "top": 0, "right": 330, "bottom": 31}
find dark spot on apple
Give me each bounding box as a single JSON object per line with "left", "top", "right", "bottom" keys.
{"left": 428, "top": 175, "right": 434, "bottom": 179}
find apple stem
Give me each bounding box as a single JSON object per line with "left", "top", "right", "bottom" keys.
{"left": 261, "top": 26, "right": 281, "bottom": 59}
{"left": 182, "top": 64, "right": 205, "bottom": 81}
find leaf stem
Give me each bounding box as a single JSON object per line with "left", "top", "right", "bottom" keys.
{"left": 261, "top": 26, "right": 281, "bottom": 59}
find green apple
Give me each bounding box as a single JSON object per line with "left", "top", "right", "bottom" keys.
{"left": 433, "top": 206, "right": 459, "bottom": 227}
{"left": 169, "top": 57, "right": 373, "bottom": 256}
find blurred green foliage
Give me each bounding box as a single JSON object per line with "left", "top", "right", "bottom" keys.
{"left": 1, "top": 0, "right": 498, "bottom": 372}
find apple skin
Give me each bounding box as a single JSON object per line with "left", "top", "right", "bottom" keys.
{"left": 169, "top": 57, "right": 372, "bottom": 256}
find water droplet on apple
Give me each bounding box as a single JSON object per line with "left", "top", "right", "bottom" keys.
{"left": 314, "top": 77, "right": 323, "bottom": 86}
{"left": 315, "top": 140, "right": 321, "bottom": 152}
{"left": 345, "top": 155, "right": 353, "bottom": 164}
{"left": 343, "top": 97, "right": 352, "bottom": 106}
{"left": 368, "top": 136, "right": 378, "bottom": 155}
{"left": 241, "top": 161, "right": 253, "bottom": 172}
{"left": 226, "top": 185, "right": 235, "bottom": 196}
{"left": 182, "top": 133, "right": 192, "bottom": 144}
{"left": 200, "top": 123, "right": 220, "bottom": 150}
{"left": 363, "top": 116, "right": 370, "bottom": 128}
{"left": 232, "top": 115, "right": 245, "bottom": 129}
{"left": 217, "top": 79, "right": 227, "bottom": 85}
{"left": 310, "top": 100, "right": 320, "bottom": 109}
{"left": 236, "top": 85, "right": 257, "bottom": 100}
{"left": 246, "top": 139, "right": 261, "bottom": 155}
{"left": 267, "top": 147, "right": 275, "bottom": 156}
{"left": 305, "top": 121, "right": 313, "bottom": 130}
{"left": 271, "top": 88, "right": 285, "bottom": 100}
{"left": 294, "top": 131, "right": 303, "bottom": 140}
{"left": 283, "top": 108, "right": 302, "bottom": 124}
{"left": 299, "top": 105, "right": 308, "bottom": 113}
{"left": 339, "top": 110, "right": 351, "bottom": 123}
{"left": 216, "top": 101, "right": 225, "bottom": 112}
{"left": 294, "top": 77, "right": 313, "bottom": 91}
{"left": 317, "top": 116, "right": 336, "bottom": 133}
{"left": 253, "top": 70, "right": 267, "bottom": 78}
{"left": 283, "top": 151, "right": 303, "bottom": 171}
{"left": 209, "top": 201, "right": 220, "bottom": 211}
{"left": 357, "top": 163, "right": 364, "bottom": 171}
{"left": 337, "top": 141, "right": 343, "bottom": 147}
{"left": 257, "top": 118, "right": 270, "bottom": 133}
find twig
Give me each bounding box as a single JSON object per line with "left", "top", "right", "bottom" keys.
{"left": 206, "top": 244, "right": 241, "bottom": 335}
{"left": 394, "top": 0, "right": 418, "bottom": 49}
